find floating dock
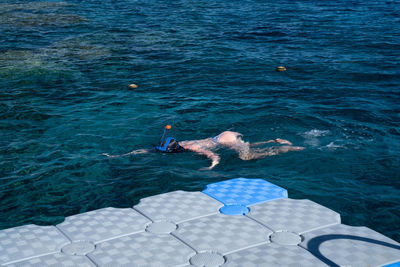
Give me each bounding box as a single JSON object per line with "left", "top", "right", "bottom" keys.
{"left": 0, "top": 178, "right": 399, "bottom": 266}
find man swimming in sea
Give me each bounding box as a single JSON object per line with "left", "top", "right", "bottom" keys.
{"left": 103, "top": 127, "right": 304, "bottom": 170}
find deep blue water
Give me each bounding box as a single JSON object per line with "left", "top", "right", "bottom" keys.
{"left": 0, "top": 0, "right": 399, "bottom": 241}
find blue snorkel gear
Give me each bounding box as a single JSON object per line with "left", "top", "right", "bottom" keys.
{"left": 155, "top": 125, "right": 185, "bottom": 153}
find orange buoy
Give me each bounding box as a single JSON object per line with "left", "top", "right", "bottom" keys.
{"left": 128, "top": 83, "right": 138, "bottom": 89}
{"left": 276, "top": 66, "right": 287, "bottom": 72}
{"left": 165, "top": 125, "right": 172, "bottom": 130}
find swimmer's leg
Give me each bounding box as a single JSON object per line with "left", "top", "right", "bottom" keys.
{"left": 239, "top": 146, "right": 304, "bottom": 160}
{"left": 250, "top": 140, "right": 276, "bottom": 147}
{"left": 250, "top": 138, "right": 293, "bottom": 147}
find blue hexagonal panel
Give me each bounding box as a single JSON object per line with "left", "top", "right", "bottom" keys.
{"left": 202, "top": 178, "right": 288, "bottom": 207}
{"left": 383, "top": 262, "right": 400, "bottom": 267}
{"left": 219, "top": 205, "right": 249, "bottom": 216}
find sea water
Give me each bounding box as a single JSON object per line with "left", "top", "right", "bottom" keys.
{"left": 0, "top": 0, "right": 399, "bottom": 241}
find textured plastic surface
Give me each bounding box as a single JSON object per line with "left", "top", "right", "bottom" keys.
{"left": 203, "top": 178, "right": 288, "bottom": 206}
{"left": 248, "top": 198, "right": 341, "bottom": 234}
{"left": 0, "top": 225, "right": 70, "bottom": 265}
{"left": 61, "top": 241, "right": 95, "bottom": 256}
{"left": 57, "top": 207, "right": 150, "bottom": 243}
{"left": 269, "top": 231, "right": 302, "bottom": 245}
{"left": 189, "top": 252, "right": 225, "bottom": 267}
{"left": 224, "top": 243, "right": 328, "bottom": 267}
{"left": 134, "top": 190, "right": 223, "bottom": 223}
{"left": 300, "top": 224, "right": 400, "bottom": 267}
{"left": 173, "top": 213, "right": 272, "bottom": 254}
{"left": 87, "top": 231, "right": 195, "bottom": 267}
{"left": 145, "top": 221, "right": 177, "bottom": 234}
{"left": 1, "top": 178, "right": 399, "bottom": 267}
{"left": 4, "top": 253, "right": 95, "bottom": 267}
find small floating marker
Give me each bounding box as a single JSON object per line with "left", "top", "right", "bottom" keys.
{"left": 276, "top": 66, "right": 287, "bottom": 72}
{"left": 128, "top": 83, "right": 139, "bottom": 89}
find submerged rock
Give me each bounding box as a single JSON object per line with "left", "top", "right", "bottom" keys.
{"left": 0, "top": 1, "right": 86, "bottom": 28}
{"left": 0, "top": 2, "right": 72, "bottom": 13}
{"left": 0, "top": 49, "right": 79, "bottom": 81}
{"left": 46, "top": 36, "right": 111, "bottom": 61}
{"left": 0, "top": 12, "right": 86, "bottom": 27}
{"left": 0, "top": 33, "right": 111, "bottom": 80}
{"left": 0, "top": 50, "right": 34, "bottom": 61}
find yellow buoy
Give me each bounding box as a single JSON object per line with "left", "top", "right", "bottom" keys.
{"left": 276, "top": 66, "right": 286, "bottom": 72}
{"left": 128, "top": 83, "right": 139, "bottom": 89}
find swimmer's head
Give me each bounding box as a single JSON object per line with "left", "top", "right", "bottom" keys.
{"left": 165, "top": 138, "right": 183, "bottom": 152}
{"left": 155, "top": 125, "right": 186, "bottom": 153}
{"left": 155, "top": 137, "right": 185, "bottom": 153}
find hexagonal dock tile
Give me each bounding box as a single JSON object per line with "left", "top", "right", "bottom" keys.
{"left": 300, "top": 224, "right": 400, "bottom": 267}
{"left": 247, "top": 198, "right": 341, "bottom": 234}
{"left": 134, "top": 190, "right": 223, "bottom": 223}
{"left": 0, "top": 224, "right": 70, "bottom": 266}
{"left": 56, "top": 207, "right": 150, "bottom": 243}
{"left": 202, "top": 178, "right": 287, "bottom": 207}
{"left": 224, "top": 243, "right": 328, "bottom": 267}
{"left": 87, "top": 231, "right": 195, "bottom": 266}
{"left": 4, "top": 252, "right": 95, "bottom": 267}
{"left": 173, "top": 213, "right": 272, "bottom": 255}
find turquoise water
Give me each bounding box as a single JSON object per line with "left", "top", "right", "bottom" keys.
{"left": 1, "top": 0, "right": 399, "bottom": 241}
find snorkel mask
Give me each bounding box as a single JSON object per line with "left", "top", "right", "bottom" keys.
{"left": 155, "top": 125, "right": 185, "bottom": 153}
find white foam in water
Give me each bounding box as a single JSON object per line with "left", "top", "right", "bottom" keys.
{"left": 304, "top": 138, "right": 320, "bottom": 147}
{"left": 301, "top": 129, "right": 331, "bottom": 147}
{"left": 325, "top": 142, "right": 342, "bottom": 150}
{"left": 302, "top": 129, "right": 331, "bottom": 138}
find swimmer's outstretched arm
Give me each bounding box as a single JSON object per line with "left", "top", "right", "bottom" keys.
{"left": 250, "top": 138, "right": 292, "bottom": 147}
{"left": 102, "top": 148, "right": 151, "bottom": 158}
{"left": 187, "top": 147, "right": 220, "bottom": 170}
